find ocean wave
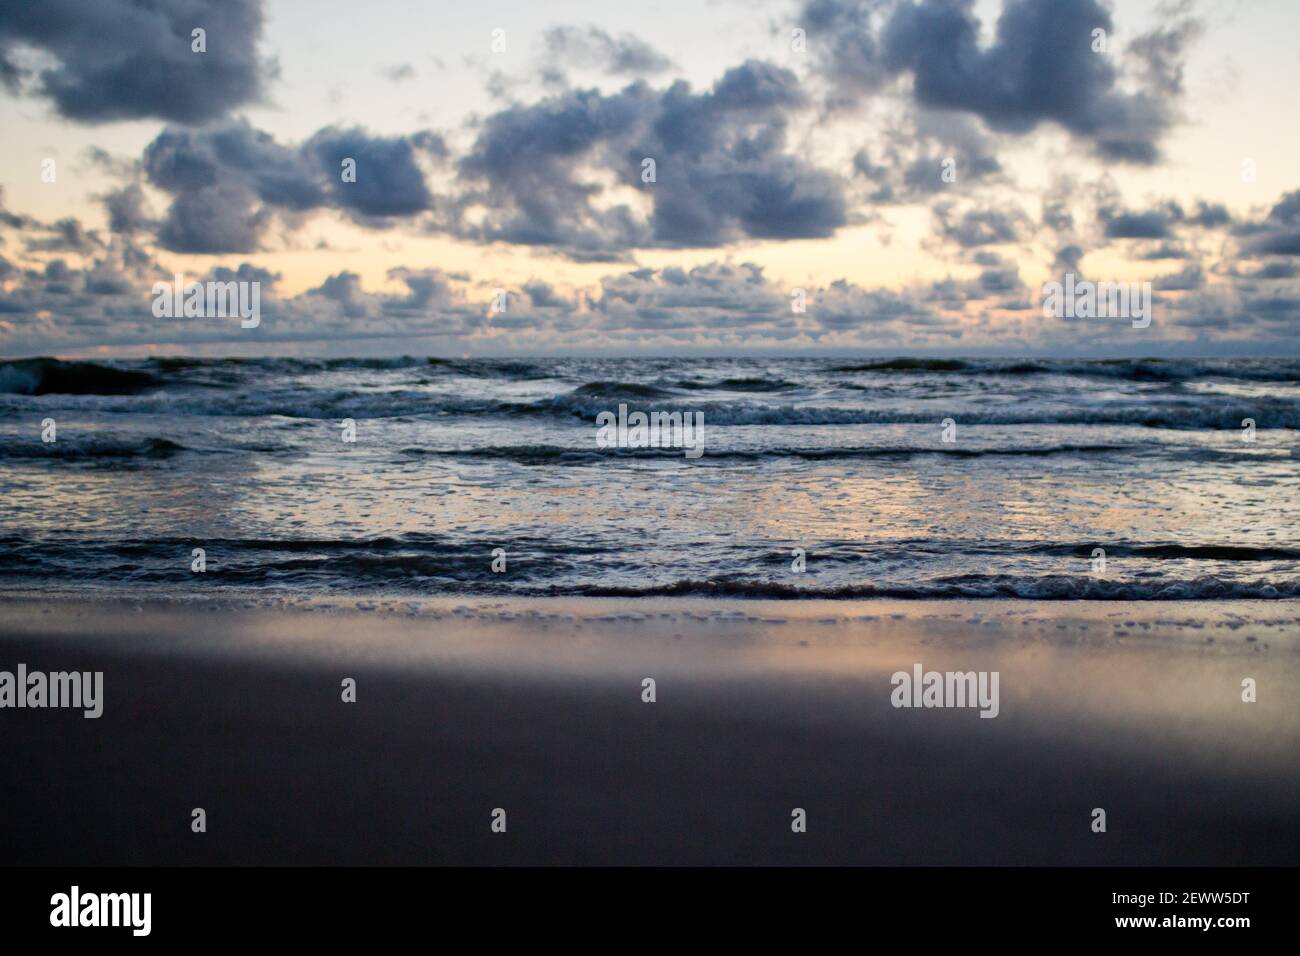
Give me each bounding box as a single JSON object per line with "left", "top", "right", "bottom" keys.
{"left": 534, "top": 395, "right": 1300, "bottom": 429}
{"left": 8, "top": 384, "right": 1299, "bottom": 432}
{"left": 4, "top": 532, "right": 1295, "bottom": 592}
{"left": 832, "top": 357, "right": 1300, "bottom": 382}
{"left": 12, "top": 388, "right": 1298, "bottom": 430}
{"left": 6, "top": 356, "right": 1300, "bottom": 419}
{"left": 398, "top": 443, "right": 1146, "bottom": 464}
{"left": 0, "top": 436, "right": 187, "bottom": 461}
{"left": 0, "top": 358, "right": 162, "bottom": 395}
{"left": 573, "top": 575, "right": 1300, "bottom": 600}
{"left": 422, "top": 357, "right": 553, "bottom": 378}
{"left": 673, "top": 376, "right": 798, "bottom": 392}
{"left": 833, "top": 358, "right": 970, "bottom": 372}
{"left": 571, "top": 380, "right": 678, "bottom": 399}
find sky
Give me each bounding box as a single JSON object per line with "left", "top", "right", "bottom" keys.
{"left": 0, "top": 0, "right": 1298, "bottom": 358}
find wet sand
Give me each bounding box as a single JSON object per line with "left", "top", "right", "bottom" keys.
{"left": 0, "top": 595, "right": 1296, "bottom": 865}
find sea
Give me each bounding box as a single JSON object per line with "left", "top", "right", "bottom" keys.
{"left": 1, "top": 355, "right": 1298, "bottom": 599}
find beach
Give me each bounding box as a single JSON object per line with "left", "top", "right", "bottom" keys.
{"left": 2, "top": 594, "right": 1295, "bottom": 866}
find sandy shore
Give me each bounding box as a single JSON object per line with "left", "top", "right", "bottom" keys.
{"left": 1, "top": 594, "right": 1296, "bottom": 865}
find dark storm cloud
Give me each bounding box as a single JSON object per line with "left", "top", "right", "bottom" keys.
{"left": 453, "top": 82, "right": 653, "bottom": 258}
{"left": 23, "top": 216, "right": 101, "bottom": 254}
{"left": 802, "top": 0, "right": 1196, "bottom": 162}
{"left": 592, "top": 262, "right": 785, "bottom": 332}
{"left": 82, "top": 262, "right": 133, "bottom": 296}
{"left": 978, "top": 267, "right": 1021, "bottom": 293}
{"left": 298, "top": 268, "right": 484, "bottom": 334}
{"left": 801, "top": 0, "right": 891, "bottom": 108}
{"left": 933, "top": 203, "right": 1027, "bottom": 247}
{"left": 141, "top": 120, "right": 444, "bottom": 253}
{"left": 854, "top": 110, "right": 1003, "bottom": 202}
{"left": 646, "top": 63, "right": 846, "bottom": 245}
{"left": 1237, "top": 294, "right": 1300, "bottom": 324}
{"left": 1041, "top": 199, "right": 1074, "bottom": 234}
{"left": 813, "top": 281, "right": 938, "bottom": 331}
{"left": 306, "top": 128, "right": 445, "bottom": 218}
{"left": 454, "top": 61, "right": 848, "bottom": 257}
{"left": 102, "top": 184, "right": 153, "bottom": 236}
{"left": 1102, "top": 203, "right": 1183, "bottom": 239}
{"left": 1187, "top": 201, "right": 1231, "bottom": 229}
{"left": 1136, "top": 241, "right": 1189, "bottom": 261}
{"left": 0, "top": 0, "right": 273, "bottom": 123}
{"left": 0, "top": 48, "right": 19, "bottom": 92}
{"left": 310, "top": 272, "right": 368, "bottom": 319}
{"left": 0, "top": 234, "right": 171, "bottom": 348}
{"left": 206, "top": 262, "right": 278, "bottom": 288}
{"left": 522, "top": 280, "right": 566, "bottom": 309}
{"left": 153, "top": 181, "right": 268, "bottom": 254}
{"left": 0, "top": 186, "right": 32, "bottom": 229}
{"left": 1233, "top": 261, "right": 1298, "bottom": 281}
{"left": 1236, "top": 191, "right": 1300, "bottom": 257}
{"left": 1100, "top": 197, "right": 1233, "bottom": 241}
{"left": 1242, "top": 233, "right": 1300, "bottom": 257}
{"left": 381, "top": 268, "right": 460, "bottom": 317}
{"left": 584, "top": 261, "right": 966, "bottom": 344}
{"left": 933, "top": 0, "right": 1177, "bottom": 161}
{"left": 1053, "top": 245, "right": 1084, "bottom": 273}
{"left": 145, "top": 121, "right": 324, "bottom": 212}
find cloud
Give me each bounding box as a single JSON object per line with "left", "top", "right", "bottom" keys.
{"left": 381, "top": 268, "right": 461, "bottom": 318}
{"left": 0, "top": 235, "right": 171, "bottom": 352}
{"left": 1136, "top": 241, "right": 1189, "bottom": 260}
{"left": 0, "top": 0, "right": 273, "bottom": 124}
{"left": 933, "top": 203, "right": 1028, "bottom": 247}
{"left": 853, "top": 109, "right": 1004, "bottom": 201}
{"left": 0, "top": 234, "right": 1295, "bottom": 354}
{"left": 306, "top": 128, "right": 445, "bottom": 218}
{"left": 454, "top": 61, "right": 849, "bottom": 258}
{"left": 452, "top": 82, "right": 653, "bottom": 259}
{"left": 1233, "top": 261, "right": 1297, "bottom": 281}
{"left": 380, "top": 63, "right": 417, "bottom": 83}
{"left": 102, "top": 184, "right": 153, "bottom": 236}
{"left": 978, "top": 266, "right": 1022, "bottom": 293}
{"left": 801, "top": 0, "right": 892, "bottom": 109}
{"left": 141, "top": 120, "right": 445, "bottom": 252}
{"left": 1187, "top": 201, "right": 1231, "bottom": 228}
{"left": 1053, "top": 245, "right": 1085, "bottom": 273}
{"left": 1153, "top": 263, "right": 1204, "bottom": 291}
{"left": 1098, "top": 197, "right": 1233, "bottom": 243}
{"left": 154, "top": 181, "right": 269, "bottom": 254}
{"left": 23, "top": 216, "right": 101, "bottom": 254}
{"left": 542, "top": 26, "right": 674, "bottom": 76}
{"left": 0, "top": 186, "right": 33, "bottom": 230}
{"left": 584, "top": 261, "right": 970, "bottom": 347}
{"left": 802, "top": 0, "right": 1197, "bottom": 162}
{"left": 1101, "top": 201, "right": 1185, "bottom": 239}
{"left": 1236, "top": 190, "right": 1300, "bottom": 257}
{"left": 310, "top": 271, "right": 368, "bottom": 319}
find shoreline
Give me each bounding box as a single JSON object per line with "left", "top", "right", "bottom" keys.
{"left": 1, "top": 595, "right": 1297, "bottom": 865}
